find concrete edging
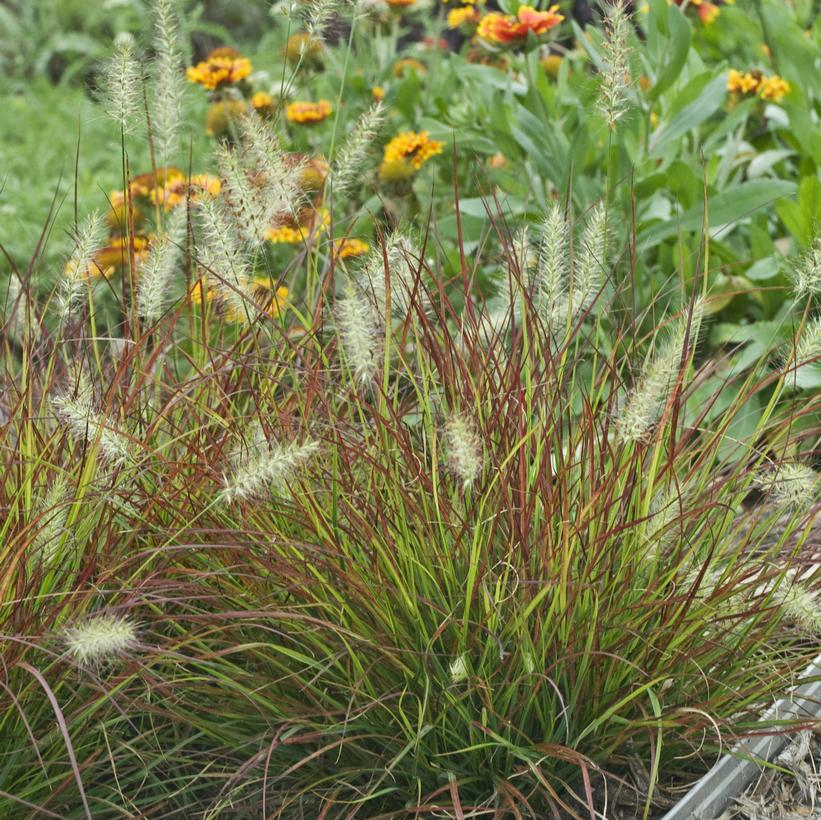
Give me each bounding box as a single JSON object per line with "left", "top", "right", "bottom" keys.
{"left": 660, "top": 655, "right": 821, "bottom": 820}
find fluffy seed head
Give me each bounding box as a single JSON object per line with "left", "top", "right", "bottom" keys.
{"left": 64, "top": 614, "right": 138, "bottom": 665}
{"left": 30, "top": 477, "right": 70, "bottom": 567}
{"left": 755, "top": 462, "right": 819, "bottom": 513}
{"left": 137, "top": 206, "right": 186, "bottom": 323}
{"left": 792, "top": 316, "right": 821, "bottom": 369}
{"left": 151, "top": 0, "right": 185, "bottom": 166}
{"left": 776, "top": 581, "right": 821, "bottom": 634}
{"left": 103, "top": 40, "right": 142, "bottom": 134}
{"left": 792, "top": 236, "right": 821, "bottom": 300}
{"left": 53, "top": 390, "right": 132, "bottom": 467}
{"left": 331, "top": 102, "right": 384, "bottom": 198}
{"left": 336, "top": 277, "right": 383, "bottom": 387}
{"left": 58, "top": 212, "right": 106, "bottom": 318}
{"left": 535, "top": 203, "right": 569, "bottom": 327}
{"left": 571, "top": 202, "right": 608, "bottom": 316}
{"left": 617, "top": 300, "right": 704, "bottom": 443}
{"left": 220, "top": 426, "right": 318, "bottom": 504}
{"left": 196, "top": 197, "right": 252, "bottom": 315}
{"left": 444, "top": 413, "right": 483, "bottom": 490}
{"left": 360, "top": 233, "right": 424, "bottom": 321}
{"left": 449, "top": 653, "right": 469, "bottom": 683}
{"left": 597, "top": 0, "right": 633, "bottom": 130}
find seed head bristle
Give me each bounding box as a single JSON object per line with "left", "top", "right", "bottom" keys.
{"left": 220, "top": 426, "right": 318, "bottom": 504}
{"left": 444, "top": 413, "right": 483, "bottom": 490}
{"left": 151, "top": 0, "right": 185, "bottom": 166}
{"left": 617, "top": 299, "right": 704, "bottom": 443}
{"left": 103, "top": 40, "right": 142, "bottom": 134}
{"left": 137, "top": 206, "right": 186, "bottom": 323}
{"left": 64, "top": 614, "right": 138, "bottom": 665}
{"left": 597, "top": 0, "right": 633, "bottom": 130}
{"left": 754, "top": 462, "right": 819, "bottom": 513}
{"left": 331, "top": 102, "right": 384, "bottom": 198}
{"left": 336, "top": 277, "right": 383, "bottom": 387}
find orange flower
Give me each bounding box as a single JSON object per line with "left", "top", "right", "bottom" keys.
{"left": 285, "top": 100, "right": 332, "bottom": 124}
{"left": 186, "top": 55, "right": 252, "bottom": 90}
{"left": 386, "top": 0, "right": 417, "bottom": 7}
{"left": 697, "top": 2, "right": 719, "bottom": 24}
{"left": 477, "top": 4, "right": 563, "bottom": 45}
{"left": 393, "top": 58, "right": 427, "bottom": 77}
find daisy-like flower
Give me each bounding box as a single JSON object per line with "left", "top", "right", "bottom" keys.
{"left": 285, "top": 100, "right": 332, "bottom": 124}
{"left": 477, "top": 4, "right": 563, "bottom": 45}
{"left": 186, "top": 53, "right": 252, "bottom": 91}
{"left": 150, "top": 174, "right": 221, "bottom": 209}
{"left": 379, "top": 131, "right": 444, "bottom": 182}
{"left": 334, "top": 238, "right": 371, "bottom": 259}
{"left": 447, "top": 6, "right": 481, "bottom": 28}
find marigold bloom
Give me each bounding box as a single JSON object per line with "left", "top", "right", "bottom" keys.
{"left": 334, "top": 238, "right": 371, "bottom": 259}
{"left": 285, "top": 100, "right": 332, "bottom": 124}
{"left": 383, "top": 131, "right": 444, "bottom": 170}
{"left": 186, "top": 55, "right": 252, "bottom": 90}
{"left": 477, "top": 4, "right": 563, "bottom": 45}
{"left": 448, "top": 6, "right": 480, "bottom": 28}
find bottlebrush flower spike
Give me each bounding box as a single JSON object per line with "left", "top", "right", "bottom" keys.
{"left": 63, "top": 614, "right": 138, "bottom": 665}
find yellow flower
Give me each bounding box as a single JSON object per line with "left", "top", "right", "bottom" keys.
{"left": 727, "top": 69, "right": 790, "bottom": 103}
{"left": 189, "top": 280, "right": 217, "bottom": 308}
{"left": 383, "top": 130, "right": 444, "bottom": 170}
{"left": 186, "top": 55, "right": 252, "bottom": 90}
{"left": 727, "top": 68, "right": 761, "bottom": 95}
{"left": 250, "top": 92, "right": 275, "bottom": 117}
{"left": 447, "top": 6, "right": 480, "bottom": 28}
{"left": 393, "top": 58, "right": 427, "bottom": 78}
{"left": 250, "top": 280, "right": 289, "bottom": 319}
{"left": 487, "top": 152, "right": 506, "bottom": 169}
{"left": 371, "top": 85, "right": 386, "bottom": 101}
{"left": 284, "top": 33, "right": 324, "bottom": 64}
{"left": 334, "top": 238, "right": 370, "bottom": 259}
{"left": 205, "top": 99, "right": 248, "bottom": 137}
{"left": 386, "top": 0, "right": 417, "bottom": 7}
{"left": 285, "top": 100, "right": 333, "bottom": 124}
{"left": 266, "top": 208, "right": 331, "bottom": 244}
{"left": 150, "top": 174, "right": 221, "bottom": 210}
{"left": 758, "top": 74, "right": 790, "bottom": 102}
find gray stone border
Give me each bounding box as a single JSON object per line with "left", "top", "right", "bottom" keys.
{"left": 661, "top": 654, "right": 821, "bottom": 820}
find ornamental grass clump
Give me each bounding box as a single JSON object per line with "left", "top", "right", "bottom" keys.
{"left": 1, "top": 191, "right": 820, "bottom": 816}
